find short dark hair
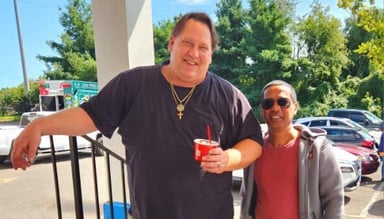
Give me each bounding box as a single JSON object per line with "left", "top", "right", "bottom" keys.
{"left": 172, "top": 12, "right": 219, "bottom": 51}
{"left": 260, "top": 80, "right": 297, "bottom": 103}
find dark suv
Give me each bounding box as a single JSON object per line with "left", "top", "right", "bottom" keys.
{"left": 327, "top": 109, "right": 383, "bottom": 130}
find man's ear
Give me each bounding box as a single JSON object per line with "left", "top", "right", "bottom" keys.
{"left": 293, "top": 102, "right": 299, "bottom": 115}
{"left": 168, "top": 36, "right": 175, "bottom": 52}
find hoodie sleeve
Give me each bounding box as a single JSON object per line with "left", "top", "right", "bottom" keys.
{"left": 318, "top": 140, "right": 345, "bottom": 218}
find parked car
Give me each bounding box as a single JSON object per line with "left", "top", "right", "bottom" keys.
{"left": 317, "top": 126, "right": 378, "bottom": 149}
{"left": 332, "top": 147, "right": 362, "bottom": 189}
{"left": 333, "top": 142, "right": 380, "bottom": 175}
{"left": 0, "top": 111, "right": 103, "bottom": 163}
{"left": 295, "top": 116, "right": 381, "bottom": 143}
{"left": 327, "top": 109, "right": 383, "bottom": 130}
{"left": 295, "top": 116, "right": 369, "bottom": 133}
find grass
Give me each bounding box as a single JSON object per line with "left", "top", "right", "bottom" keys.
{"left": 0, "top": 115, "right": 20, "bottom": 123}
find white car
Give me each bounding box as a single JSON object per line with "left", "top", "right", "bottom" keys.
{"left": 295, "top": 116, "right": 380, "bottom": 143}
{"left": 0, "top": 111, "right": 103, "bottom": 163}
{"left": 295, "top": 116, "right": 371, "bottom": 133}
{"left": 332, "top": 147, "right": 361, "bottom": 189}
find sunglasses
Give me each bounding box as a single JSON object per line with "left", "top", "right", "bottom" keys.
{"left": 261, "top": 97, "right": 291, "bottom": 110}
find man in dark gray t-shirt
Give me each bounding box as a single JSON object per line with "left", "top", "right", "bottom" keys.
{"left": 12, "top": 12, "right": 263, "bottom": 219}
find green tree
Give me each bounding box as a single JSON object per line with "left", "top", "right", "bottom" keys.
{"left": 246, "top": 0, "right": 295, "bottom": 84}
{"left": 295, "top": 1, "right": 349, "bottom": 114}
{"left": 153, "top": 15, "right": 181, "bottom": 64}
{"left": 37, "top": 0, "right": 97, "bottom": 81}
{"left": 244, "top": 0, "right": 295, "bottom": 111}
{"left": 0, "top": 81, "right": 39, "bottom": 115}
{"left": 211, "top": 0, "right": 248, "bottom": 87}
{"left": 338, "top": 0, "right": 384, "bottom": 71}
{"left": 348, "top": 72, "right": 384, "bottom": 116}
{"left": 343, "top": 16, "right": 371, "bottom": 78}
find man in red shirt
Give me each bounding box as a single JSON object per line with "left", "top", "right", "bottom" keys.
{"left": 241, "top": 80, "right": 344, "bottom": 219}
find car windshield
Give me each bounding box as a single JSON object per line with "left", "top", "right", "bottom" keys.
{"left": 357, "top": 129, "right": 374, "bottom": 140}
{"left": 344, "top": 119, "right": 370, "bottom": 133}
{"left": 363, "top": 111, "right": 383, "bottom": 123}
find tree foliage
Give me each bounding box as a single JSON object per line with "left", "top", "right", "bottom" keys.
{"left": 153, "top": 15, "right": 182, "bottom": 64}
{"left": 37, "top": 0, "right": 96, "bottom": 81}
{"left": 1, "top": 0, "right": 383, "bottom": 118}
{"left": 295, "top": 1, "right": 350, "bottom": 114}
{"left": 343, "top": 16, "right": 371, "bottom": 78}
{"left": 211, "top": 0, "right": 248, "bottom": 87}
{"left": 0, "top": 81, "right": 39, "bottom": 116}
{"left": 338, "top": 0, "right": 384, "bottom": 71}
{"left": 246, "top": 0, "right": 294, "bottom": 87}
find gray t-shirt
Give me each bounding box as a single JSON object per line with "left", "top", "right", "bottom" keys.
{"left": 81, "top": 63, "right": 262, "bottom": 219}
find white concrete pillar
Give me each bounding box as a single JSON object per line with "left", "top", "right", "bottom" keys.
{"left": 91, "top": 0, "right": 154, "bottom": 211}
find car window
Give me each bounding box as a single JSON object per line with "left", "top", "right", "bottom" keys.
{"left": 331, "top": 111, "right": 348, "bottom": 118}
{"left": 358, "top": 130, "right": 374, "bottom": 139}
{"left": 350, "top": 115, "right": 366, "bottom": 124}
{"left": 301, "top": 121, "right": 310, "bottom": 126}
{"left": 330, "top": 120, "right": 344, "bottom": 126}
{"left": 353, "top": 133, "right": 362, "bottom": 140}
{"left": 325, "top": 129, "right": 342, "bottom": 141}
{"left": 339, "top": 129, "right": 357, "bottom": 141}
{"left": 344, "top": 119, "right": 370, "bottom": 132}
{"left": 363, "top": 111, "right": 383, "bottom": 123}
{"left": 309, "top": 120, "right": 326, "bottom": 127}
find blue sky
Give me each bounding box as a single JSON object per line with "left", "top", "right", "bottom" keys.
{"left": 0, "top": 0, "right": 378, "bottom": 89}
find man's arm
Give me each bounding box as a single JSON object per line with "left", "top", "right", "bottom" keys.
{"left": 11, "top": 107, "right": 97, "bottom": 170}
{"left": 225, "top": 139, "right": 262, "bottom": 170}
{"left": 201, "top": 139, "right": 262, "bottom": 173}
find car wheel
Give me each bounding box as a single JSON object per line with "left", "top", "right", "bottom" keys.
{"left": 0, "top": 156, "right": 7, "bottom": 164}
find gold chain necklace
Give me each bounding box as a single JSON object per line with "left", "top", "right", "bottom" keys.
{"left": 170, "top": 83, "right": 196, "bottom": 119}
{"left": 167, "top": 68, "right": 196, "bottom": 119}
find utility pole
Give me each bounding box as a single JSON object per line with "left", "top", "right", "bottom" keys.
{"left": 13, "top": 0, "right": 29, "bottom": 94}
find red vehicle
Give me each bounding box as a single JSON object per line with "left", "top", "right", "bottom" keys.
{"left": 334, "top": 142, "right": 380, "bottom": 175}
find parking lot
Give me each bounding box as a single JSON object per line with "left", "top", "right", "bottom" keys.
{"left": 0, "top": 152, "right": 383, "bottom": 218}
{"left": 344, "top": 175, "right": 384, "bottom": 218}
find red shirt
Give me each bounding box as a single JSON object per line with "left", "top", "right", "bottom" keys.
{"left": 254, "top": 137, "right": 300, "bottom": 219}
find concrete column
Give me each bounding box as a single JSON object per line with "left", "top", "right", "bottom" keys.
{"left": 91, "top": 0, "right": 154, "bottom": 208}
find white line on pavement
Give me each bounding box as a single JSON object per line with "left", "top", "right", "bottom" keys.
{"left": 360, "top": 190, "right": 381, "bottom": 217}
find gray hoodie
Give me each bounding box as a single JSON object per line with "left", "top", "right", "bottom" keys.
{"left": 240, "top": 125, "right": 344, "bottom": 219}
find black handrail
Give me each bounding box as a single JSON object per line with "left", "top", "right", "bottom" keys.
{"left": 49, "top": 135, "right": 62, "bottom": 219}
{"left": 69, "top": 136, "right": 84, "bottom": 219}
{"left": 49, "top": 134, "right": 130, "bottom": 219}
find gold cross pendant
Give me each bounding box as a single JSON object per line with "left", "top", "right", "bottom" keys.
{"left": 177, "top": 111, "right": 183, "bottom": 119}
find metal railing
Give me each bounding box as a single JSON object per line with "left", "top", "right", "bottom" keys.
{"left": 49, "top": 134, "right": 130, "bottom": 219}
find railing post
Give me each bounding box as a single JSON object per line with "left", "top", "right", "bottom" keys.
{"left": 49, "top": 135, "right": 62, "bottom": 219}
{"left": 69, "top": 136, "right": 84, "bottom": 219}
